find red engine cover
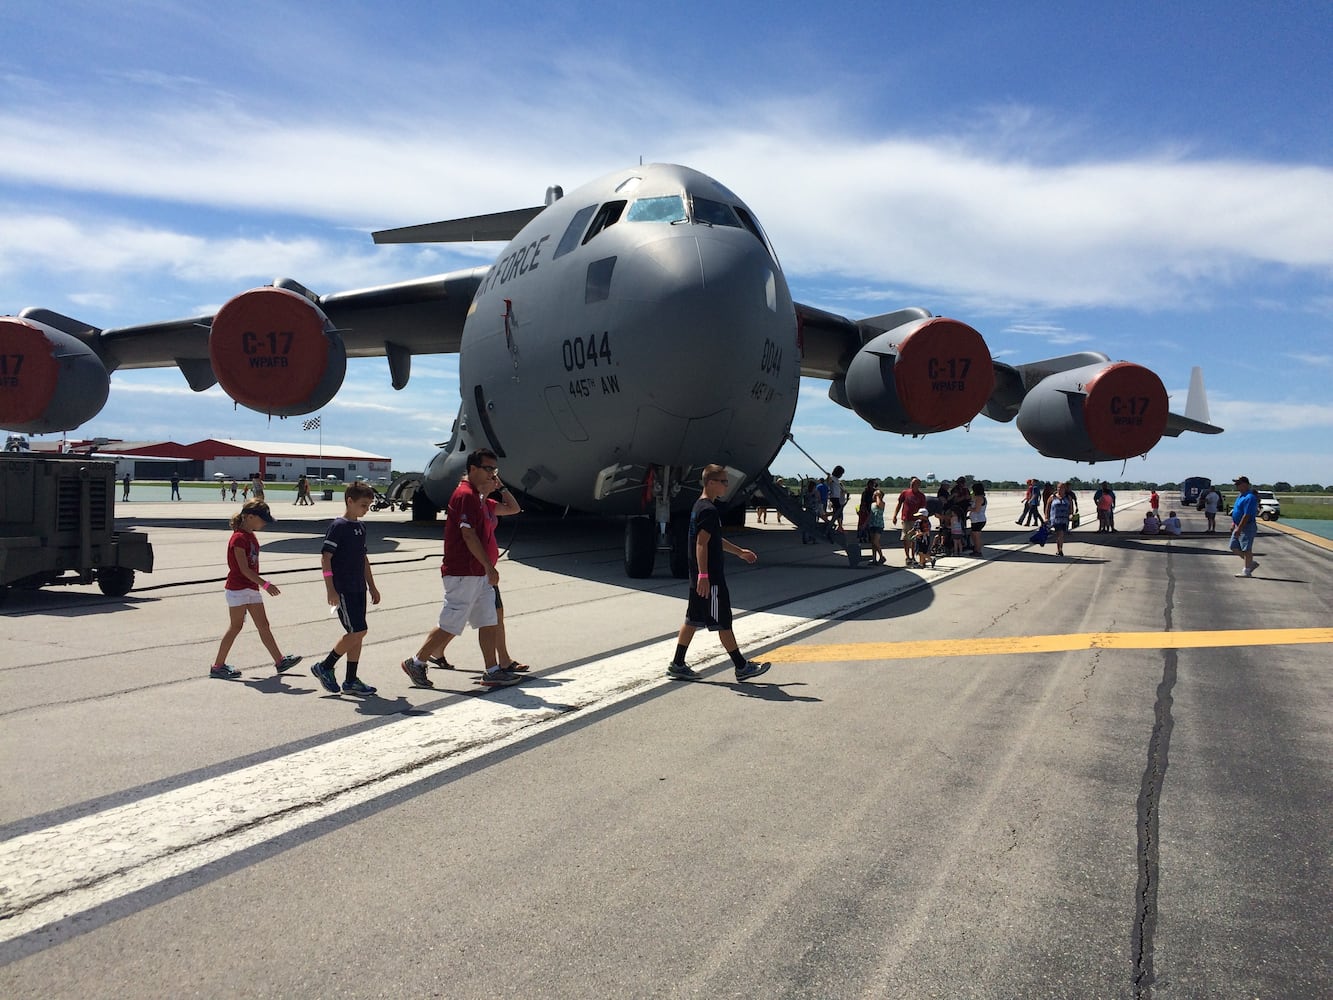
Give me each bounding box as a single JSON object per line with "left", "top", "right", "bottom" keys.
{"left": 892, "top": 318, "right": 995, "bottom": 432}
{"left": 1081, "top": 362, "right": 1169, "bottom": 459}
{"left": 0, "top": 318, "right": 61, "bottom": 426}
{"left": 208, "top": 287, "right": 346, "bottom": 415}
{"left": 0, "top": 317, "right": 110, "bottom": 432}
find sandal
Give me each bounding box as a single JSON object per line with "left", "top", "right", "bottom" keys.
{"left": 428, "top": 656, "right": 456, "bottom": 670}
{"left": 505, "top": 660, "right": 531, "bottom": 673}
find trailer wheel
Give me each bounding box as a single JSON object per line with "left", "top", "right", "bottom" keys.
{"left": 97, "top": 567, "right": 136, "bottom": 597}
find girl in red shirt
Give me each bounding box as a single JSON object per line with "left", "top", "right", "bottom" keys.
{"left": 209, "top": 500, "right": 302, "bottom": 679}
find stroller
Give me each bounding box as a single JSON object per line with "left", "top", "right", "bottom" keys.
{"left": 925, "top": 497, "right": 954, "bottom": 565}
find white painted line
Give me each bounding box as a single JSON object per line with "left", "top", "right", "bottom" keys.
{"left": 0, "top": 551, "right": 1003, "bottom": 943}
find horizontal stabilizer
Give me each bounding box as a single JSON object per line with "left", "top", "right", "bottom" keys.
{"left": 1163, "top": 412, "right": 1224, "bottom": 437}
{"left": 373, "top": 207, "right": 545, "bottom": 245}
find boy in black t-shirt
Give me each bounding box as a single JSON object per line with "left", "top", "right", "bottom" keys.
{"left": 667, "top": 465, "right": 772, "bottom": 683}
{"left": 312, "top": 483, "right": 381, "bottom": 695}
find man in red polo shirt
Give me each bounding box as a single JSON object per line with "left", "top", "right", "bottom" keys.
{"left": 401, "top": 449, "right": 522, "bottom": 688}
{"left": 891, "top": 476, "right": 928, "bottom": 567}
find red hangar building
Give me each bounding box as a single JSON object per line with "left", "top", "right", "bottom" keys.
{"left": 39, "top": 438, "right": 392, "bottom": 485}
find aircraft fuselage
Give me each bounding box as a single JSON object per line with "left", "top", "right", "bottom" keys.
{"left": 422, "top": 164, "right": 799, "bottom": 515}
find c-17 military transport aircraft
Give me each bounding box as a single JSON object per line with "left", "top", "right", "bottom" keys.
{"left": 1, "top": 163, "right": 1220, "bottom": 576}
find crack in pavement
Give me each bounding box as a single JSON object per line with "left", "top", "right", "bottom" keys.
{"left": 1132, "top": 549, "right": 1178, "bottom": 997}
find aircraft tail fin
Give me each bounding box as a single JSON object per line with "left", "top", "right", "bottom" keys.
{"left": 1164, "top": 367, "right": 1223, "bottom": 437}
{"left": 1184, "top": 365, "right": 1211, "bottom": 423}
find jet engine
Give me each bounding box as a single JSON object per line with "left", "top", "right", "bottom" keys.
{"left": 1013, "top": 360, "right": 1169, "bottom": 462}
{"left": 0, "top": 316, "right": 111, "bottom": 433}
{"left": 842, "top": 315, "right": 995, "bottom": 434}
{"left": 208, "top": 286, "right": 347, "bottom": 416}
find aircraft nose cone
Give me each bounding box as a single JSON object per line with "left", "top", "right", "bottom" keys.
{"left": 617, "top": 231, "right": 790, "bottom": 402}
{"left": 605, "top": 229, "right": 796, "bottom": 472}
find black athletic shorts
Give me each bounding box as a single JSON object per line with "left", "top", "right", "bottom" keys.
{"left": 685, "top": 580, "right": 732, "bottom": 631}
{"left": 334, "top": 589, "right": 368, "bottom": 634}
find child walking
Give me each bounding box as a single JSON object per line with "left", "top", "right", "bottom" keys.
{"left": 209, "top": 500, "right": 303, "bottom": 679}
{"left": 311, "top": 483, "right": 382, "bottom": 696}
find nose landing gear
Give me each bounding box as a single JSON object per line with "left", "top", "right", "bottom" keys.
{"left": 623, "top": 465, "right": 691, "bottom": 579}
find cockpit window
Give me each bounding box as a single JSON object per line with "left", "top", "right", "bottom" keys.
{"left": 733, "top": 205, "right": 779, "bottom": 264}
{"left": 554, "top": 204, "right": 599, "bottom": 259}
{"left": 582, "top": 200, "right": 627, "bottom": 245}
{"left": 626, "top": 195, "right": 687, "bottom": 224}
{"left": 692, "top": 197, "right": 742, "bottom": 228}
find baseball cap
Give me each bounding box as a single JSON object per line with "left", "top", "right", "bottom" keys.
{"left": 1233, "top": 475, "right": 1250, "bottom": 484}
{"left": 916, "top": 508, "right": 929, "bottom": 515}
{"left": 254, "top": 504, "right": 275, "bottom": 525}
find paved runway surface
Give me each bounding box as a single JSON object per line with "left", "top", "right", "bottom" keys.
{"left": 1, "top": 492, "right": 1329, "bottom": 998}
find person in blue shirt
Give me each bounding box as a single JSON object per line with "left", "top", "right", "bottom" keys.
{"left": 1229, "top": 475, "right": 1260, "bottom": 577}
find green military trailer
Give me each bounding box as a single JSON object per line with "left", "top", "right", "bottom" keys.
{"left": 0, "top": 453, "right": 153, "bottom": 605}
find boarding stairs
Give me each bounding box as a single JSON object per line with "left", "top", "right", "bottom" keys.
{"left": 752, "top": 469, "right": 862, "bottom": 568}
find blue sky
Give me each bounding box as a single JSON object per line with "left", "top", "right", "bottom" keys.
{"left": 2, "top": 1, "right": 1331, "bottom": 486}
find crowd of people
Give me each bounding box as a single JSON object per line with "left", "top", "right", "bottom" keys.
{"left": 204, "top": 463, "right": 1270, "bottom": 692}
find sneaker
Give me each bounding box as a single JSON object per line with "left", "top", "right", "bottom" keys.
{"left": 479, "top": 667, "right": 523, "bottom": 687}
{"left": 311, "top": 661, "right": 340, "bottom": 693}
{"left": 667, "top": 662, "right": 702, "bottom": 681}
{"left": 428, "top": 655, "right": 456, "bottom": 670}
{"left": 1239, "top": 567, "right": 1254, "bottom": 577}
{"left": 401, "top": 657, "right": 433, "bottom": 688}
{"left": 209, "top": 663, "right": 241, "bottom": 679}
{"left": 735, "top": 661, "right": 772, "bottom": 682}
{"left": 341, "top": 677, "right": 378, "bottom": 696}
{"left": 275, "top": 654, "right": 302, "bottom": 672}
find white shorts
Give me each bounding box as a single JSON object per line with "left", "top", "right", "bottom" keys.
{"left": 437, "top": 575, "right": 498, "bottom": 634}
{"left": 225, "top": 587, "right": 264, "bottom": 608}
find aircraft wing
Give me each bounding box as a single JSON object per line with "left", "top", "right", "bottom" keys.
{"left": 373, "top": 208, "right": 545, "bottom": 245}
{"left": 85, "top": 268, "right": 489, "bottom": 371}
{"left": 5, "top": 267, "right": 489, "bottom": 432}
{"left": 794, "top": 301, "right": 870, "bottom": 380}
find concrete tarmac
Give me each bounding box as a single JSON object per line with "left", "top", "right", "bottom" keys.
{"left": 1, "top": 492, "right": 1329, "bottom": 998}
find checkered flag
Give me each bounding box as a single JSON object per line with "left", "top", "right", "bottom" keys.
{"left": 302, "top": 416, "right": 321, "bottom": 431}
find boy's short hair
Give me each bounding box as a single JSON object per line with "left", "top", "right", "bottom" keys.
{"left": 467, "top": 448, "right": 498, "bottom": 470}
{"left": 344, "top": 482, "right": 375, "bottom": 502}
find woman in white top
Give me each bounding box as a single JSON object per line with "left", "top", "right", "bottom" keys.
{"left": 969, "top": 482, "right": 988, "bottom": 555}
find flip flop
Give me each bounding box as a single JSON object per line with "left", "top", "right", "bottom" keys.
{"left": 505, "top": 660, "right": 531, "bottom": 673}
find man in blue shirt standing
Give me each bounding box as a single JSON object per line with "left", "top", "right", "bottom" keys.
{"left": 1229, "top": 475, "right": 1260, "bottom": 577}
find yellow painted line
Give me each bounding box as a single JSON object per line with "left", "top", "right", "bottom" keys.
{"left": 765, "top": 628, "right": 1333, "bottom": 663}
{"left": 1267, "top": 519, "right": 1333, "bottom": 552}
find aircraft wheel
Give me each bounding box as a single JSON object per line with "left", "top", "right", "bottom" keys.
{"left": 411, "top": 487, "right": 439, "bottom": 522}
{"left": 624, "top": 517, "right": 656, "bottom": 578}
{"left": 0, "top": 585, "right": 8, "bottom": 607}
{"left": 668, "top": 519, "right": 689, "bottom": 579}
{"left": 97, "top": 567, "right": 135, "bottom": 597}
